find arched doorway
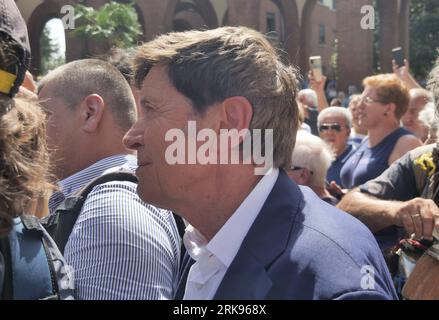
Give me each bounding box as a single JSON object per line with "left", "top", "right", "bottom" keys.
{"left": 166, "top": 0, "right": 219, "bottom": 32}
{"left": 259, "top": 0, "right": 286, "bottom": 48}
{"left": 264, "top": 0, "right": 300, "bottom": 66}
{"left": 39, "top": 18, "right": 66, "bottom": 76}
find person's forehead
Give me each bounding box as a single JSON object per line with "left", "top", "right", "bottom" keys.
{"left": 140, "top": 66, "right": 176, "bottom": 100}
{"left": 321, "top": 113, "right": 347, "bottom": 124}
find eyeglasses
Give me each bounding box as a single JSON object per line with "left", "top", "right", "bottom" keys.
{"left": 290, "top": 166, "right": 314, "bottom": 175}
{"left": 318, "top": 124, "right": 342, "bottom": 132}
{"left": 361, "top": 96, "right": 385, "bottom": 105}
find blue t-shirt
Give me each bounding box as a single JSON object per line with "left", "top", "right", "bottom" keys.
{"left": 340, "top": 127, "right": 414, "bottom": 189}
{"left": 326, "top": 144, "right": 355, "bottom": 186}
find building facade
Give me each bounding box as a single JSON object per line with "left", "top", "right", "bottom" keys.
{"left": 15, "top": 0, "right": 411, "bottom": 92}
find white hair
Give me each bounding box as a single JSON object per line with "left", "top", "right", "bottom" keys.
{"left": 409, "top": 88, "right": 433, "bottom": 101}
{"left": 419, "top": 102, "right": 438, "bottom": 138}
{"left": 317, "top": 106, "right": 352, "bottom": 128}
{"left": 291, "top": 131, "right": 335, "bottom": 187}
{"left": 298, "top": 89, "right": 318, "bottom": 107}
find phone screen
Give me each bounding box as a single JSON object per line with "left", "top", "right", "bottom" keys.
{"left": 309, "top": 56, "right": 322, "bottom": 82}
{"left": 392, "top": 47, "right": 404, "bottom": 68}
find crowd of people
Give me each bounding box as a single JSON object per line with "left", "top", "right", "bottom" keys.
{"left": 0, "top": 0, "right": 438, "bottom": 300}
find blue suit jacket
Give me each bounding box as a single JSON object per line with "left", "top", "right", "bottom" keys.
{"left": 176, "top": 170, "right": 397, "bottom": 300}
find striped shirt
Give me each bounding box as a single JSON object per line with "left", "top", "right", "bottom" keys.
{"left": 49, "top": 154, "right": 181, "bottom": 300}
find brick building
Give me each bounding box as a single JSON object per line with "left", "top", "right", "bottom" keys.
{"left": 14, "top": 0, "right": 411, "bottom": 92}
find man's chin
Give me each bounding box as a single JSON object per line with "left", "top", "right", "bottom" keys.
{"left": 136, "top": 184, "right": 167, "bottom": 209}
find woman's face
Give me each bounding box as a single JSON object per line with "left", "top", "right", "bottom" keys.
{"left": 358, "top": 86, "right": 389, "bottom": 129}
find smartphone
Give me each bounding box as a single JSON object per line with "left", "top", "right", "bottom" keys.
{"left": 392, "top": 47, "right": 405, "bottom": 68}
{"left": 309, "top": 56, "right": 322, "bottom": 82}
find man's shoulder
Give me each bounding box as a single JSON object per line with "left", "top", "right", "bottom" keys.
{"left": 292, "top": 187, "right": 382, "bottom": 267}
{"left": 408, "top": 143, "right": 436, "bottom": 160}
{"left": 263, "top": 186, "right": 395, "bottom": 299}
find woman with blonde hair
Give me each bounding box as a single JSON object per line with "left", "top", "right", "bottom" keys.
{"left": 340, "top": 74, "right": 422, "bottom": 189}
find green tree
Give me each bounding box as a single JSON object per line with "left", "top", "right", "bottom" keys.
{"left": 410, "top": 0, "right": 439, "bottom": 79}
{"left": 372, "top": 0, "right": 381, "bottom": 73}
{"left": 72, "top": 1, "right": 142, "bottom": 49}
{"left": 40, "top": 23, "right": 65, "bottom": 76}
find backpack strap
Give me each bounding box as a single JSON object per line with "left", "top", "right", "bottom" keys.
{"left": 1, "top": 216, "right": 57, "bottom": 300}
{"left": 43, "top": 171, "right": 139, "bottom": 255}
{"left": 43, "top": 171, "right": 187, "bottom": 256}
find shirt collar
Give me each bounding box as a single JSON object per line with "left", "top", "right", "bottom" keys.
{"left": 184, "top": 169, "right": 279, "bottom": 268}
{"left": 58, "top": 154, "right": 137, "bottom": 197}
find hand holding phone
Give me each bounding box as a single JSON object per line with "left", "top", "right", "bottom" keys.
{"left": 309, "top": 56, "right": 322, "bottom": 82}
{"left": 392, "top": 47, "right": 405, "bottom": 69}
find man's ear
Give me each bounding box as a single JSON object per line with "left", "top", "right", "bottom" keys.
{"left": 79, "top": 94, "right": 105, "bottom": 133}
{"left": 219, "top": 96, "right": 253, "bottom": 146}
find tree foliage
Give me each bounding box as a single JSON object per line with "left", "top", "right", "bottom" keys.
{"left": 72, "top": 1, "right": 142, "bottom": 49}
{"left": 409, "top": 0, "right": 439, "bottom": 79}
{"left": 40, "top": 23, "right": 65, "bottom": 76}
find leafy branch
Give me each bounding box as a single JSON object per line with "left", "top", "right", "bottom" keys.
{"left": 72, "top": 1, "right": 142, "bottom": 49}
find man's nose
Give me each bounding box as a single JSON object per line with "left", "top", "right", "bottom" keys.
{"left": 123, "top": 123, "right": 144, "bottom": 151}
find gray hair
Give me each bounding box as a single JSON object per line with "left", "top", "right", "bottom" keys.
{"left": 317, "top": 106, "right": 352, "bottom": 128}
{"left": 410, "top": 88, "right": 433, "bottom": 102}
{"left": 427, "top": 55, "right": 439, "bottom": 114}
{"left": 419, "top": 102, "right": 438, "bottom": 138}
{"left": 298, "top": 89, "right": 318, "bottom": 107}
{"left": 291, "top": 131, "right": 335, "bottom": 187}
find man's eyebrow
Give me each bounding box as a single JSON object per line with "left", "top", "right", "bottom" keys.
{"left": 140, "top": 96, "right": 161, "bottom": 106}
{"left": 140, "top": 97, "right": 151, "bottom": 105}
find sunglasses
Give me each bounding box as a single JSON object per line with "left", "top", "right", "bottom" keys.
{"left": 318, "top": 124, "right": 342, "bottom": 132}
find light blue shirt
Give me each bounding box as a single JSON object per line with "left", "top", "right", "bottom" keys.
{"left": 49, "top": 154, "right": 181, "bottom": 300}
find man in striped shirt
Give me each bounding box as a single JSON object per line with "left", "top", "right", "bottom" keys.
{"left": 38, "top": 59, "right": 181, "bottom": 300}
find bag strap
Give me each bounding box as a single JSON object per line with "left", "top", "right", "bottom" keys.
{"left": 46, "top": 171, "right": 187, "bottom": 255}
{"left": 49, "top": 171, "right": 139, "bottom": 255}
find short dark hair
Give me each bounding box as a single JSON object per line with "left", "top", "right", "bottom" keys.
{"left": 133, "top": 26, "right": 300, "bottom": 169}
{"left": 102, "top": 47, "right": 136, "bottom": 85}
{"left": 39, "top": 59, "right": 137, "bottom": 130}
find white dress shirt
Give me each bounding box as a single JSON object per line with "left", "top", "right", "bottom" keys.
{"left": 183, "top": 169, "right": 279, "bottom": 300}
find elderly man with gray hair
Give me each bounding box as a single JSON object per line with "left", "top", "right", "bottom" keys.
{"left": 318, "top": 107, "right": 355, "bottom": 187}
{"left": 402, "top": 88, "right": 433, "bottom": 142}
{"left": 287, "top": 131, "right": 338, "bottom": 205}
